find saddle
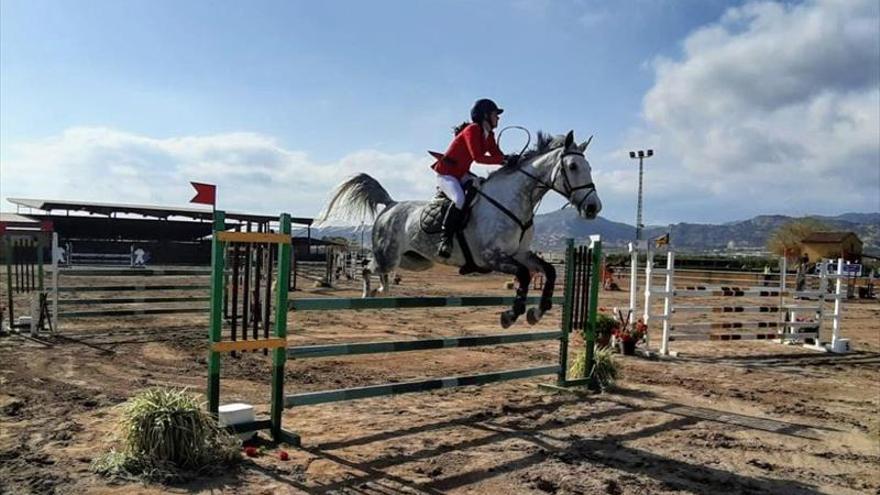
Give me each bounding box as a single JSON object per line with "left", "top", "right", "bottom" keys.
{"left": 419, "top": 176, "right": 482, "bottom": 234}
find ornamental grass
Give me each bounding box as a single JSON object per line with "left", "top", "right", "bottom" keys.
{"left": 91, "top": 387, "right": 241, "bottom": 483}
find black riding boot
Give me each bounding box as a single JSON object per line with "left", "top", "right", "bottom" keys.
{"left": 437, "top": 206, "right": 462, "bottom": 258}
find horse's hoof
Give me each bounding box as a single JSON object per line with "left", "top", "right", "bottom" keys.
{"left": 526, "top": 307, "right": 542, "bottom": 325}
{"left": 500, "top": 310, "right": 517, "bottom": 329}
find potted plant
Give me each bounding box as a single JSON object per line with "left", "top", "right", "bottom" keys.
{"left": 611, "top": 309, "right": 647, "bottom": 356}
{"left": 594, "top": 313, "right": 617, "bottom": 348}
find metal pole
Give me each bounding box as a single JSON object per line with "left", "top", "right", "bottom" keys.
{"left": 636, "top": 157, "right": 644, "bottom": 242}
{"left": 628, "top": 149, "right": 653, "bottom": 243}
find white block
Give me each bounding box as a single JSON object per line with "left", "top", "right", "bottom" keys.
{"left": 831, "top": 339, "right": 850, "bottom": 354}
{"left": 219, "top": 403, "right": 256, "bottom": 441}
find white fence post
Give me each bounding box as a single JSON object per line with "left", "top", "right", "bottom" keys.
{"left": 643, "top": 248, "right": 654, "bottom": 349}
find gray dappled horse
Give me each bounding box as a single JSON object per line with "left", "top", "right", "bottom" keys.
{"left": 320, "top": 131, "right": 602, "bottom": 328}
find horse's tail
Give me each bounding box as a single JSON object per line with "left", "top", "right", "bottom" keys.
{"left": 317, "top": 173, "right": 396, "bottom": 225}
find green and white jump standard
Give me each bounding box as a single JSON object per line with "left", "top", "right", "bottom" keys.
{"left": 206, "top": 208, "right": 602, "bottom": 446}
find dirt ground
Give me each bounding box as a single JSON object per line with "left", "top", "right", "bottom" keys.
{"left": 1, "top": 265, "right": 878, "bottom": 494}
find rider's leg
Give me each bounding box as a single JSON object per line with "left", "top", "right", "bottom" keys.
{"left": 436, "top": 175, "right": 465, "bottom": 258}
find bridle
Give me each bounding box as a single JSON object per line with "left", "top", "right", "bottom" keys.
{"left": 473, "top": 146, "right": 599, "bottom": 243}
{"left": 517, "top": 148, "right": 598, "bottom": 211}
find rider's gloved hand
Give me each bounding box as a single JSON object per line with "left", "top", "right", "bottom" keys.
{"left": 504, "top": 154, "right": 520, "bottom": 167}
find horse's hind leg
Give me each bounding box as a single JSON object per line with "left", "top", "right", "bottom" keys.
{"left": 362, "top": 266, "right": 373, "bottom": 298}
{"left": 524, "top": 252, "right": 556, "bottom": 325}
{"left": 378, "top": 273, "right": 391, "bottom": 295}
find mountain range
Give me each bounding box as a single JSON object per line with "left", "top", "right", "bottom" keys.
{"left": 303, "top": 211, "right": 880, "bottom": 254}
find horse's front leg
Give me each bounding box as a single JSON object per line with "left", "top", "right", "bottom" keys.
{"left": 524, "top": 252, "right": 556, "bottom": 325}
{"left": 485, "top": 254, "right": 531, "bottom": 328}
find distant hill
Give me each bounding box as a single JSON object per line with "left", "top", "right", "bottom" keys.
{"left": 308, "top": 211, "right": 879, "bottom": 254}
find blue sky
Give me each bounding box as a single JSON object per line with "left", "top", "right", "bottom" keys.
{"left": 2, "top": 0, "right": 878, "bottom": 225}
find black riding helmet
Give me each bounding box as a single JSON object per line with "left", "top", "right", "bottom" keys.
{"left": 470, "top": 98, "right": 503, "bottom": 123}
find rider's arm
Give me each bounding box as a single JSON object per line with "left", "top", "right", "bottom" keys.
{"left": 463, "top": 124, "right": 504, "bottom": 165}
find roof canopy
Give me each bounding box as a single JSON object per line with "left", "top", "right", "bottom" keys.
{"left": 7, "top": 198, "right": 313, "bottom": 226}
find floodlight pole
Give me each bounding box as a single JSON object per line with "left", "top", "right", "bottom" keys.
{"left": 629, "top": 149, "right": 654, "bottom": 243}
{"left": 627, "top": 148, "right": 654, "bottom": 317}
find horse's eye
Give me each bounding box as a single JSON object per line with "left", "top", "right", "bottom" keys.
{"left": 568, "top": 163, "right": 577, "bottom": 171}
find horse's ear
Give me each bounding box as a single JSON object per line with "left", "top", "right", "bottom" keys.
{"left": 579, "top": 135, "right": 593, "bottom": 152}
{"left": 564, "top": 130, "right": 574, "bottom": 148}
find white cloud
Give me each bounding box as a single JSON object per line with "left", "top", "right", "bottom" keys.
{"left": 633, "top": 0, "right": 880, "bottom": 221}
{"left": 0, "top": 127, "right": 435, "bottom": 223}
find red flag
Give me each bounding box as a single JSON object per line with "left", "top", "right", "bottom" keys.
{"left": 190, "top": 182, "right": 216, "bottom": 206}
{"left": 40, "top": 220, "right": 54, "bottom": 232}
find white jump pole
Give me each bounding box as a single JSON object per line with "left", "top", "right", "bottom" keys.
{"left": 628, "top": 242, "right": 638, "bottom": 319}
{"left": 780, "top": 255, "right": 787, "bottom": 291}
{"left": 831, "top": 258, "right": 844, "bottom": 350}
{"left": 643, "top": 248, "right": 654, "bottom": 348}
{"left": 660, "top": 251, "right": 674, "bottom": 356}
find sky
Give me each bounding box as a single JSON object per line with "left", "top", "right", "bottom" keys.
{"left": 1, "top": 0, "right": 878, "bottom": 226}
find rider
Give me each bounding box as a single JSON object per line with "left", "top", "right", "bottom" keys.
{"left": 432, "top": 98, "right": 519, "bottom": 258}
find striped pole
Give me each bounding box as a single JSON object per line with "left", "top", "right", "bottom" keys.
{"left": 207, "top": 210, "right": 227, "bottom": 416}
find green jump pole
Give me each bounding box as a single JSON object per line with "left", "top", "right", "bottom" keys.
{"left": 5, "top": 236, "right": 14, "bottom": 329}
{"left": 207, "top": 210, "right": 227, "bottom": 416}
{"left": 270, "top": 213, "right": 292, "bottom": 443}
{"left": 557, "top": 239, "right": 575, "bottom": 385}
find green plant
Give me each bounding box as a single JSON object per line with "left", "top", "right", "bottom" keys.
{"left": 91, "top": 387, "right": 241, "bottom": 483}
{"left": 567, "top": 346, "right": 619, "bottom": 392}
{"left": 594, "top": 313, "right": 618, "bottom": 341}
{"left": 592, "top": 346, "right": 619, "bottom": 391}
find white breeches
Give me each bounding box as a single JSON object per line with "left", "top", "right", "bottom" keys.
{"left": 437, "top": 174, "right": 467, "bottom": 210}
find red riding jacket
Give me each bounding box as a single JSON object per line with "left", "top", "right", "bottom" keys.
{"left": 432, "top": 123, "right": 504, "bottom": 179}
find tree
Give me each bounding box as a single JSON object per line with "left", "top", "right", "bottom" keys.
{"left": 766, "top": 218, "right": 831, "bottom": 261}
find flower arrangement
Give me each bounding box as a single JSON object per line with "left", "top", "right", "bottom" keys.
{"left": 609, "top": 309, "right": 647, "bottom": 355}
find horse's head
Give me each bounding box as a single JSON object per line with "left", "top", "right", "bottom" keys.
{"left": 554, "top": 130, "right": 602, "bottom": 219}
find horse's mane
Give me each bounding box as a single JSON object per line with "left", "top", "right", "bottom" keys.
{"left": 487, "top": 131, "right": 567, "bottom": 179}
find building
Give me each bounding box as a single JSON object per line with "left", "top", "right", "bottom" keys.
{"left": 3, "top": 198, "right": 314, "bottom": 265}
{"left": 800, "top": 231, "right": 863, "bottom": 263}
